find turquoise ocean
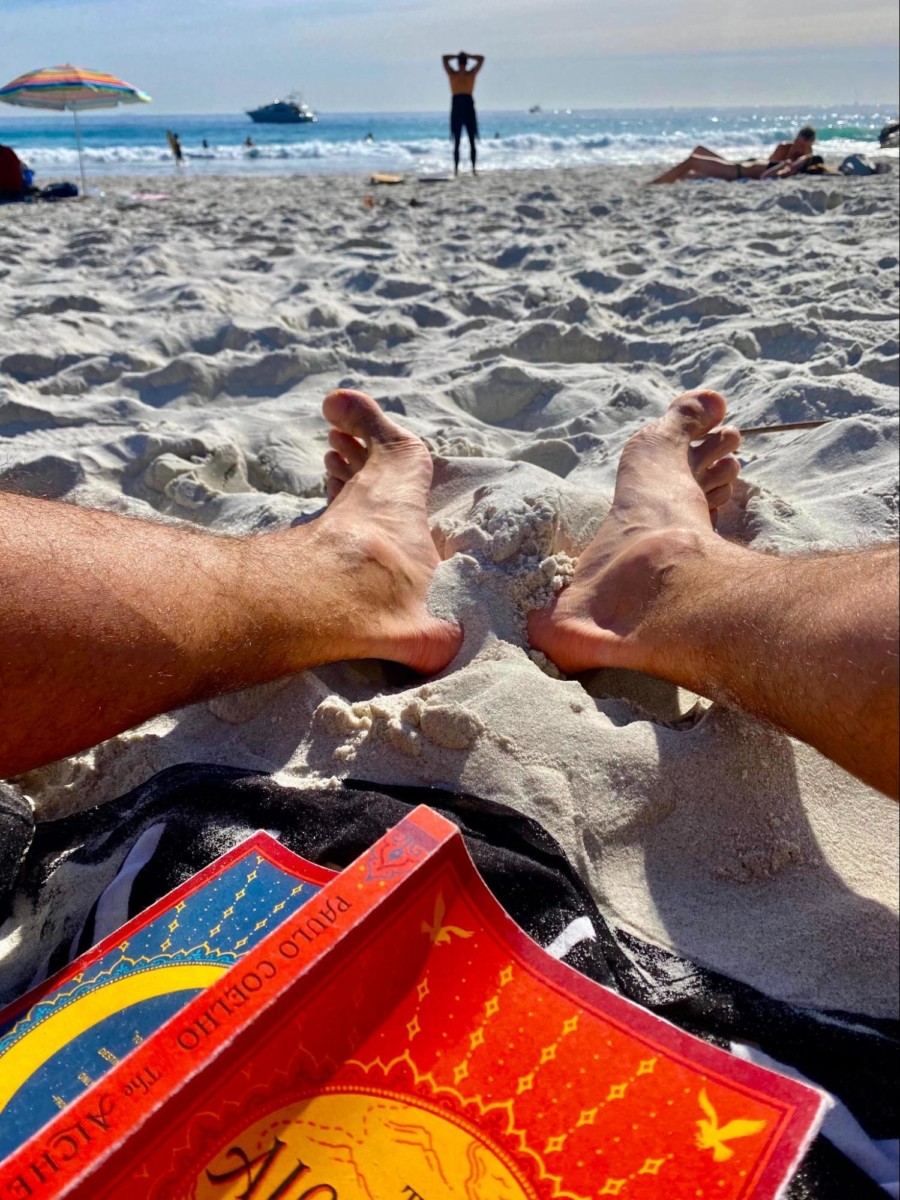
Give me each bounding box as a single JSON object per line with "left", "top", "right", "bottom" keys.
{"left": 0, "top": 105, "right": 896, "bottom": 178}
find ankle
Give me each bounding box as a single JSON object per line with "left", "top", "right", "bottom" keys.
{"left": 632, "top": 534, "right": 747, "bottom": 682}
{"left": 234, "top": 523, "right": 362, "bottom": 675}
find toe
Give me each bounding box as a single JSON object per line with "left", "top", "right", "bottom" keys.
{"left": 689, "top": 426, "right": 742, "bottom": 475}
{"left": 662, "top": 390, "right": 728, "bottom": 443}
{"left": 323, "top": 389, "right": 409, "bottom": 448}
{"left": 699, "top": 454, "right": 741, "bottom": 495}
{"left": 328, "top": 430, "right": 367, "bottom": 473}
{"left": 324, "top": 451, "right": 354, "bottom": 483}
{"left": 706, "top": 482, "right": 735, "bottom": 510}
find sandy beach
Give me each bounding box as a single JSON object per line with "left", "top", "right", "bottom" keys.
{"left": 0, "top": 164, "right": 897, "bottom": 1020}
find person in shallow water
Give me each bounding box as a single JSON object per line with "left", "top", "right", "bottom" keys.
{"left": 650, "top": 125, "right": 818, "bottom": 183}
{"left": 442, "top": 50, "right": 485, "bottom": 176}
{"left": 0, "top": 389, "right": 897, "bottom": 801}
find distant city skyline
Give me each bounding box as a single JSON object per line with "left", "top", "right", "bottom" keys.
{"left": 2, "top": 0, "right": 897, "bottom": 113}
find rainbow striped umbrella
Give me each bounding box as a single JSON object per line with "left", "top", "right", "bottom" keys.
{"left": 0, "top": 65, "right": 151, "bottom": 192}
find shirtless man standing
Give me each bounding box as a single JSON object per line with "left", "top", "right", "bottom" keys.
{"left": 442, "top": 51, "right": 485, "bottom": 176}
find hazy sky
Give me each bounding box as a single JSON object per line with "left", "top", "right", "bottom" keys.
{"left": 2, "top": 0, "right": 897, "bottom": 113}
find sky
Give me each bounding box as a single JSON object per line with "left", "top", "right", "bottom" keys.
{"left": 2, "top": 0, "right": 898, "bottom": 113}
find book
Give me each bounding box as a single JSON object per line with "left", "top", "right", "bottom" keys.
{"left": 0, "top": 807, "right": 826, "bottom": 1199}
{"left": 0, "top": 832, "right": 334, "bottom": 1163}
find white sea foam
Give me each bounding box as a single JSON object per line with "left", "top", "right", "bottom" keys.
{"left": 18, "top": 129, "right": 894, "bottom": 177}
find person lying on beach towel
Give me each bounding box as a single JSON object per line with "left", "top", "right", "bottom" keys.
{"left": 650, "top": 125, "right": 819, "bottom": 184}
{"left": 0, "top": 389, "right": 897, "bottom": 801}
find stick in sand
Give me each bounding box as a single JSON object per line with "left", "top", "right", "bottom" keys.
{"left": 738, "top": 420, "right": 833, "bottom": 437}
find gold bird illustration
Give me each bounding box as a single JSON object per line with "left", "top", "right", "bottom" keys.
{"left": 695, "top": 1088, "right": 768, "bottom": 1162}
{"left": 421, "top": 894, "right": 474, "bottom": 946}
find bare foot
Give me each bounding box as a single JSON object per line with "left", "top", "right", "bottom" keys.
{"left": 314, "top": 389, "right": 463, "bottom": 674}
{"left": 528, "top": 390, "right": 741, "bottom": 676}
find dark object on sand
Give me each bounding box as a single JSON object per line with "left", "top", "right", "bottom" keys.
{"left": 0, "top": 143, "right": 26, "bottom": 200}
{"left": 878, "top": 119, "right": 899, "bottom": 149}
{"left": 0, "top": 145, "right": 78, "bottom": 204}
{"left": 840, "top": 153, "right": 878, "bottom": 176}
{"left": 40, "top": 181, "right": 79, "bottom": 201}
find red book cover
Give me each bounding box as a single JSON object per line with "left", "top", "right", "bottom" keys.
{"left": 0, "top": 808, "right": 826, "bottom": 1200}
{"left": 0, "top": 832, "right": 334, "bottom": 1164}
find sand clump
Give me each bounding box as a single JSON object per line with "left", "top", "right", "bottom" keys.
{"left": 1, "top": 167, "right": 897, "bottom": 1018}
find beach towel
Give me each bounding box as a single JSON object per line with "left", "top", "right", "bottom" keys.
{"left": 0, "top": 766, "right": 896, "bottom": 1197}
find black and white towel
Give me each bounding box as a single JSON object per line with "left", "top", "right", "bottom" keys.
{"left": 0, "top": 766, "right": 896, "bottom": 1198}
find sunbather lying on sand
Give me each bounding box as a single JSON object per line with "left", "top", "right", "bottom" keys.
{"left": 1, "top": 389, "right": 897, "bottom": 798}
{"left": 650, "top": 125, "right": 820, "bottom": 184}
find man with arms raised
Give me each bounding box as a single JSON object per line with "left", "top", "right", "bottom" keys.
{"left": 443, "top": 51, "right": 485, "bottom": 176}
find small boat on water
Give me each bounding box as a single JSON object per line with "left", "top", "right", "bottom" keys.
{"left": 247, "top": 94, "right": 316, "bottom": 124}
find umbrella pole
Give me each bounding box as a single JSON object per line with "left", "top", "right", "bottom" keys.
{"left": 71, "top": 107, "right": 87, "bottom": 195}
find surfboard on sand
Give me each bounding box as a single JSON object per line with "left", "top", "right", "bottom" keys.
{"left": 370, "top": 173, "right": 404, "bottom": 185}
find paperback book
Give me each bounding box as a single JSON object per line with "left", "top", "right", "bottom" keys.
{"left": 0, "top": 808, "right": 826, "bottom": 1199}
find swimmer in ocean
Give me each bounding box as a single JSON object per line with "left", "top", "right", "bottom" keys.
{"left": 442, "top": 50, "right": 485, "bottom": 176}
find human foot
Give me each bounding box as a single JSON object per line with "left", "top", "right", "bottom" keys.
{"left": 528, "top": 390, "right": 741, "bottom": 676}
{"left": 311, "top": 389, "right": 462, "bottom": 674}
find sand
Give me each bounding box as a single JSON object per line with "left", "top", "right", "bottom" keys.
{"left": 1, "top": 166, "right": 897, "bottom": 1018}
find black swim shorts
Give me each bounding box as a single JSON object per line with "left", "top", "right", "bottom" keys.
{"left": 451, "top": 94, "right": 479, "bottom": 141}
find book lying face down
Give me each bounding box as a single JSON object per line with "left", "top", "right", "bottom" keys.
{"left": 0, "top": 809, "right": 827, "bottom": 1199}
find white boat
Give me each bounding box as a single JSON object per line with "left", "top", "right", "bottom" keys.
{"left": 247, "top": 93, "right": 316, "bottom": 125}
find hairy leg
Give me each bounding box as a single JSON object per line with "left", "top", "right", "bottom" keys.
{"left": 529, "top": 391, "right": 899, "bottom": 798}
{"left": 0, "top": 391, "right": 462, "bottom": 778}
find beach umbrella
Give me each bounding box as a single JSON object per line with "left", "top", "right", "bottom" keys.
{"left": 0, "top": 65, "right": 151, "bottom": 194}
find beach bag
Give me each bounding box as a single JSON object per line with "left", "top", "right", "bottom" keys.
{"left": 40, "top": 181, "right": 79, "bottom": 201}
{"left": 839, "top": 153, "right": 877, "bottom": 176}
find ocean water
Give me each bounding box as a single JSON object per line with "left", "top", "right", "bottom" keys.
{"left": 0, "top": 105, "right": 896, "bottom": 178}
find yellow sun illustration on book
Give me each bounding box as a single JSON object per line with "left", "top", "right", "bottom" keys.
{"left": 196, "top": 1088, "right": 536, "bottom": 1200}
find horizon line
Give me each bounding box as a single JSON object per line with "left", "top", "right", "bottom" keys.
{"left": 1, "top": 100, "right": 897, "bottom": 119}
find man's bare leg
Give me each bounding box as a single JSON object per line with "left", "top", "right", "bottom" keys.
{"left": 0, "top": 390, "right": 462, "bottom": 779}
{"left": 528, "top": 391, "right": 899, "bottom": 798}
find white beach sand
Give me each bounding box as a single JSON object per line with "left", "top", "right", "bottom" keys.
{"left": 1, "top": 166, "right": 897, "bottom": 1017}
